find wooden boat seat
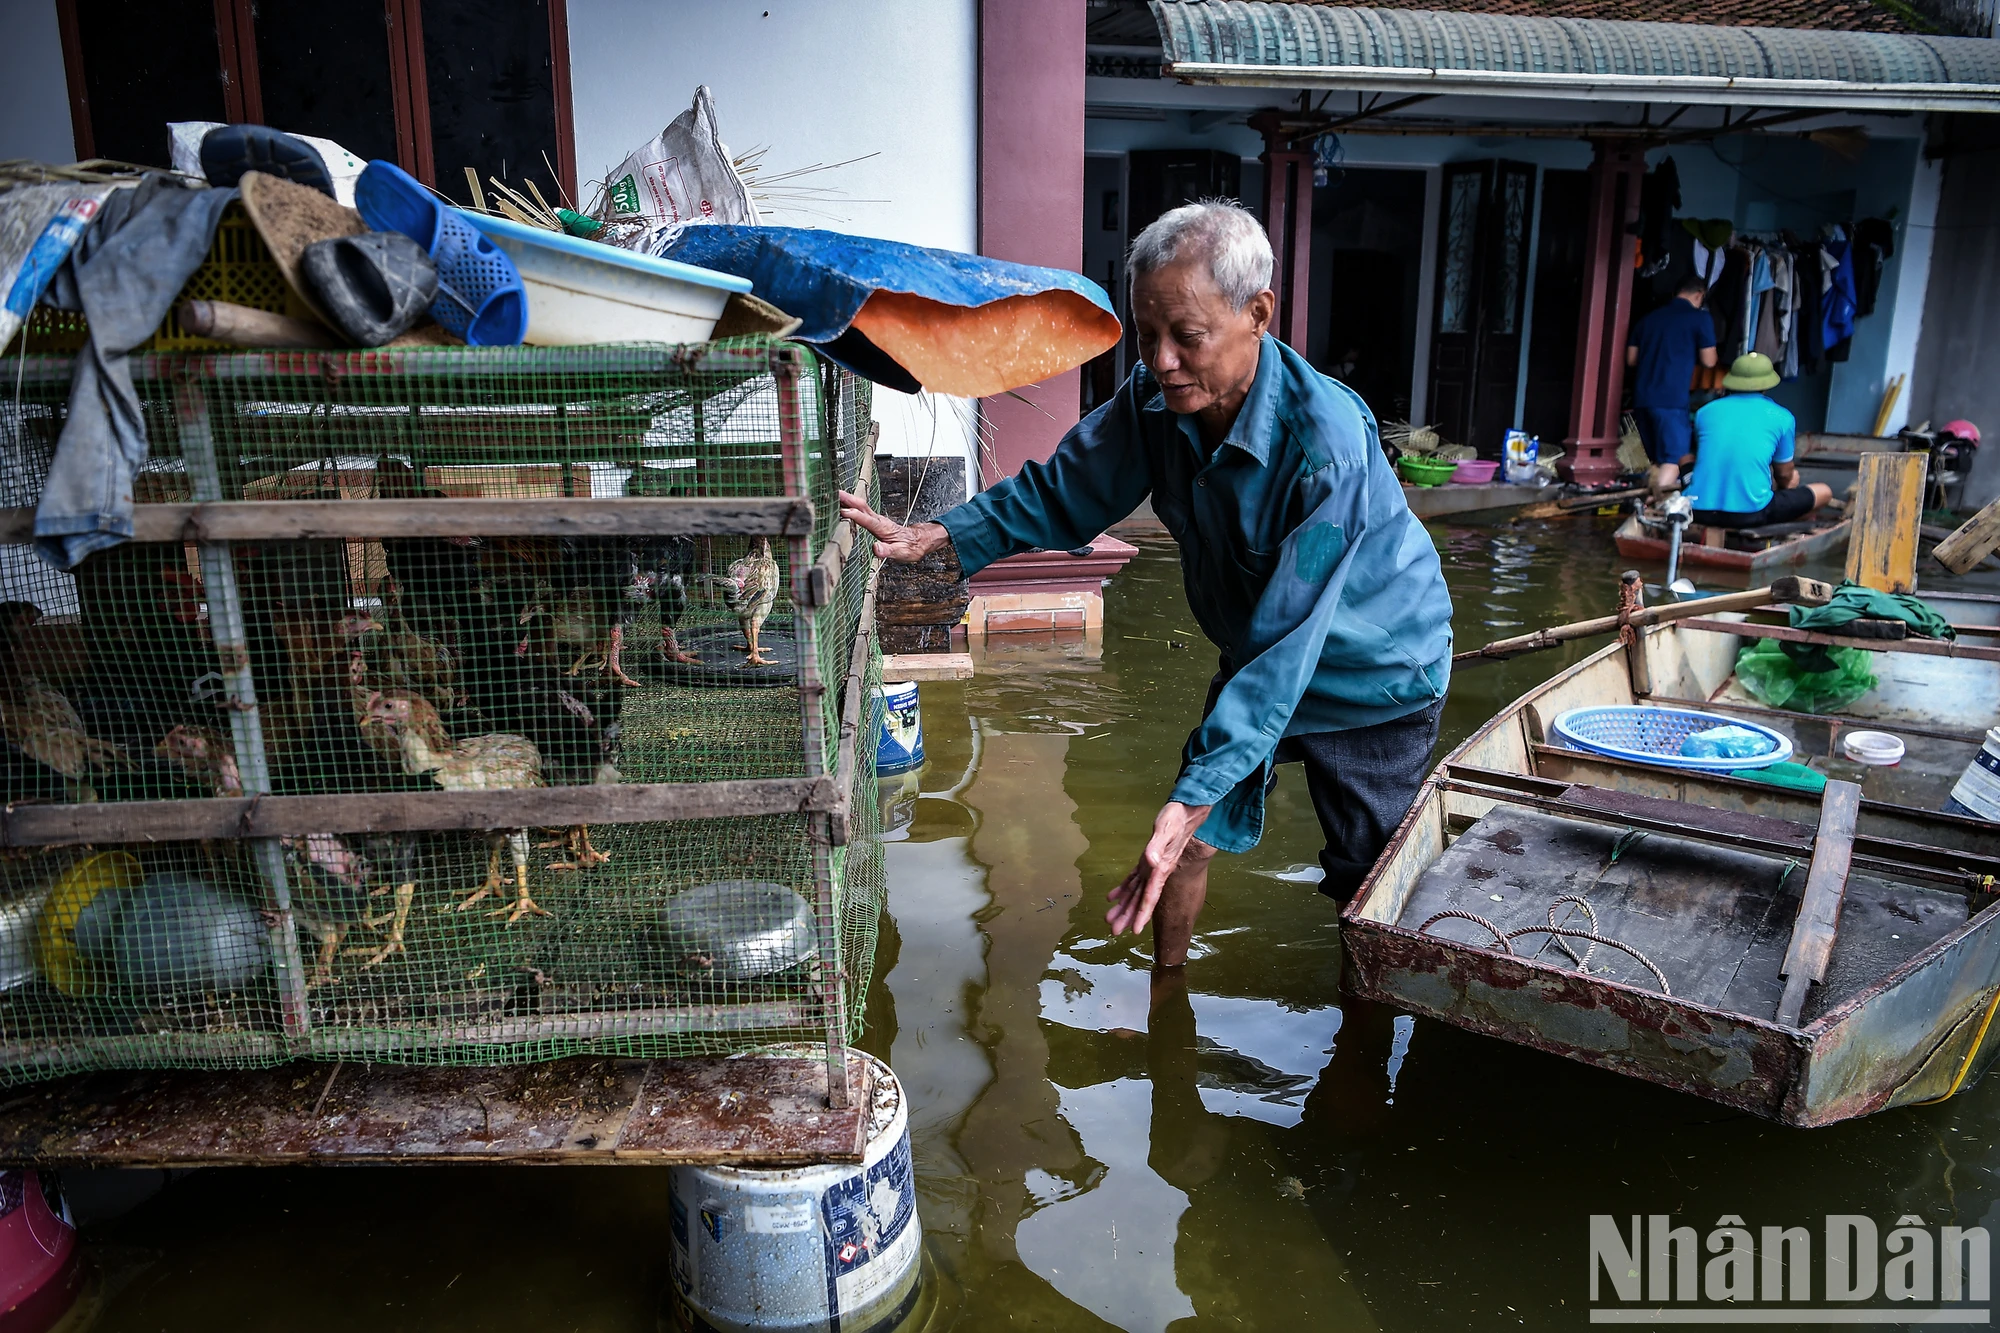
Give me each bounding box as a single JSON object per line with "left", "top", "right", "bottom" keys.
{"left": 1404, "top": 803, "right": 1968, "bottom": 1024}
{"left": 1731, "top": 519, "right": 1820, "bottom": 541}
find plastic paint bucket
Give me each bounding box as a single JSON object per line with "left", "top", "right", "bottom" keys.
{"left": 875, "top": 682, "right": 924, "bottom": 775}
{"left": 1503, "top": 430, "right": 1540, "bottom": 484}
{"left": 1841, "top": 730, "right": 1905, "bottom": 767}
{"left": 1947, "top": 726, "right": 2000, "bottom": 821}
{"left": 0, "top": 1170, "right": 82, "bottom": 1333}
{"left": 665, "top": 1053, "right": 922, "bottom": 1333}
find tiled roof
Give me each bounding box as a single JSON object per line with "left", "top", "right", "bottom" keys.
{"left": 1092, "top": 0, "right": 1932, "bottom": 42}
{"left": 1148, "top": 2, "right": 2000, "bottom": 107}
{"left": 1356, "top": 0, "right": 1922, "bottom": 34}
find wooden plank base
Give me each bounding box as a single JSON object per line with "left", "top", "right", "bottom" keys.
{"left": 0, "top": 1054, "right": 873, "bottom": 1167}
{"left": 882, "top": 653, "right": 974, "bottom": 681}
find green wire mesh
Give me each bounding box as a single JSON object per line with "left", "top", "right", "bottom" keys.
{"left": 0, "top": 337, "right": 884, "bottom": 1084}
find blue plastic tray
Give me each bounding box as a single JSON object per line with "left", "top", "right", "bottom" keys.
{"left": 1549, "top": 705, "right": 1793, "bottom": 772}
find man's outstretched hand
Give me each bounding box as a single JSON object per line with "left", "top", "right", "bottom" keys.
{"left": 838, "top": 490, "right": 950, "bottom": 564}
{"left": 1106, "top": 800, "right": 1213, "bottom": 938}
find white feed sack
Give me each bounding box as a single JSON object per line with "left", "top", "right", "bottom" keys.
{"left": 591, "top": 86, "right": 759, "bottom": 256}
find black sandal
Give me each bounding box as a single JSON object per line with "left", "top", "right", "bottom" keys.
{"left": 200, "top": 125, "right": 334, "bottom": 197}
{"left": 299, "top": 232, "right": 439, "bottom": 346}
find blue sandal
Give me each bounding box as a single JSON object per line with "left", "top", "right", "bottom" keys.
{"left": 355, "top": 160, "right": 526, "bottom": 346}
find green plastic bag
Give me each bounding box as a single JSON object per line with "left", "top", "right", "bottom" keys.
{"left": 1728, "top": 761, "right": 1829, "bottom": 793}
{"left": 1734, "top": 639, "right": 1878, "bottom": 714}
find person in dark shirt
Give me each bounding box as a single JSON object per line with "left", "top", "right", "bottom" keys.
{"left": 1625, "top": 273, "right": 1718, "bottom": 496}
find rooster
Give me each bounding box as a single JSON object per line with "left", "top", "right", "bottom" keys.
{"left": 632, "top": 536, "right": 701, "bottom": 666}
{"left": 0, "top": 602, "right": 132, "bottom": 798}
{"left": 155, "top": 724, "right": 242, "bottom": 796}
{"left": 360, "top": 692, "right": 547, "bottom": 923}
{"left": 704, "top": 538, "right": 781, "bottom": 667}
{"left": 278, "top": 832, "right": 378, "bottom": 987}
{"left": 161, "top": 726, "right": 416, "bottom": 977}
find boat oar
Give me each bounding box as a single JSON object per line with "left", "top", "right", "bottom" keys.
{"left": 1453, "top": 575, "right": 1836, "bottom": 668}
{"left": 1514, "top": 485, "right": 1658, "bottom": 521}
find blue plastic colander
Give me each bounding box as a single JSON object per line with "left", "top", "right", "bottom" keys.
{"left": 355, "top": 160, "right": 526, "bottom": 346}
{"left": 1549, "top": 705, "right": 1793, "bottom": 771}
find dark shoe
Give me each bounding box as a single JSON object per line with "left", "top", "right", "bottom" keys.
{"left": 298, "top": 232, "right": 439, "bottom": 346}
{"left": 200, "top": 125, "right": 334, "bottom": 196}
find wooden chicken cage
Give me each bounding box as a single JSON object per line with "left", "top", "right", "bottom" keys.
{"left": 0, "top": 337, "right": 884, "bottom": 1111}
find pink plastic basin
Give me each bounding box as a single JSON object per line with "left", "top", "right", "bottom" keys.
{"left": 1451, "top": 459, "right": 1500, "bottom": 484}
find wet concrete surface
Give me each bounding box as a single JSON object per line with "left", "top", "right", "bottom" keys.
{"left": 52, "top": 517, "right": 2000, "bottom": 1329}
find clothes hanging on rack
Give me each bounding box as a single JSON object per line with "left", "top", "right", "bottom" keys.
{"left": 1775, "top": 247, "right": 1800, "bottom": 381}
{"left": 1678, "top": 221, "right": 1880, "bottom": 384}
{"left": 1709, "top": 246, "right": 1750, "bottom": 357}
{"left": 1795, "top": 241, "right": 1826, "bottom": 376}
{"left": 1854, "top": 216, "right": 1894, "bottom": 317}
{"left": 1823, "top": 228, "right": 1858, "bottom": 360}
{"left": 1650, "top": 227, "right": 1699, "bottom": 303}
{"left": 1746, "top": 247, "right": 1774, "bottom": 356}
{"left": 1635, "top": 157, "right": 1683, "bottom": 278}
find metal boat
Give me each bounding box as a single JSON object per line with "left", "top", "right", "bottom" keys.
{"left": 1614, "top": 512, "right": 1852, "bottom": 577}
{"left": 1346, "top": 589, "right": 2000, "bottom": 1125}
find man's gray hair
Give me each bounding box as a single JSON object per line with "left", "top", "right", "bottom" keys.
{"left": 1126, "top": 200, "right": 1273, "bottom": 311}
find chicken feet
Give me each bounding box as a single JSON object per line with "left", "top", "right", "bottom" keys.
{"left": 541, "top": 825, "right": 611, "bottom": 872}
{"left": 347, "top": 880, "right": 416, "bottom": 968}
{"left": 604, "top": 623, "right": 644, "bottom": 688}
{"left": 457, "top": 830, "right": 549, "bottom": 923}
{"left": 737, "top": 619, "right": 774, "bottom": 668}
{"left": 307, "top": 923, "right": 347, "bottom": 988}
{"left": 660, "top": 625, "right": 701, "bottom": 665}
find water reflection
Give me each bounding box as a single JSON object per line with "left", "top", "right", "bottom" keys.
{"left": 61, "top": 519, "right": 2000, "bottom": 1331}
{"left": 861, "top": 525, "right": 2000, "bottom": 1331}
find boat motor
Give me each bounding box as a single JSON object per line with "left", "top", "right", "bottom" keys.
{"left": 1900, "top": 419, "right": 1981, "bottom": 511}
{"left": 1660, "top": 493, "right": 1695, "bottom": 595}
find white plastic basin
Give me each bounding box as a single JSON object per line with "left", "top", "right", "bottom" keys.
{"left": 465, "top": 213, "right": 752, "bottom": 346}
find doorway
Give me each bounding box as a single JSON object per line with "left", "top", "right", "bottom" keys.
{"left": 1521, "top": 168, "right": 1589, "bottom": 447}
{"left": 1426, "top": 160, "right": 1536, "bottom": 458}
{"left": 1308, "top": 167, "right": 1426, "bottom": 426}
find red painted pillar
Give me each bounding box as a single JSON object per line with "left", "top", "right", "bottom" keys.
{"left": 1251, "top": 112, "right": 1313, "bottom": 351}
{"left": 978, "top": 0, "right": 1086, "bottom": 484}
{"left": 1560, "top": 140, "right": 1648, "bottom": 486}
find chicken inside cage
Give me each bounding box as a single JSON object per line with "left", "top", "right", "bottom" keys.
{"left": 0, "top": 345, "right": 884, "bottom": 1086}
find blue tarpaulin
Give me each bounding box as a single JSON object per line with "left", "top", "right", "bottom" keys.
{"left": 663, "top": 226, "right": 1117, "bottom": 394}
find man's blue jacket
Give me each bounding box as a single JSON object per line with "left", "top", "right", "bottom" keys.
{"left": 937, "top": 335, "right": 1453, "bottom": 851}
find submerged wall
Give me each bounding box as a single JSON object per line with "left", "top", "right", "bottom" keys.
{"left": 566, "top": 0, "right": 982, "bottom": 491}
{"left": 0, "top": 1, "right": 76, "bottom": 163}
{"left": 1911, "top": 115, "right": 2000, "bottom": 508}
{"left": 1083, "top": 98, "right": 1936, "bottom": 443}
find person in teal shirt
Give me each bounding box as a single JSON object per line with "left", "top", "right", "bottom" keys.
{"left": 1686, "top": 352, "right": 1834, "bottom": 527}
{"left": 839, "top": 202, "right": 1452, "bottom": 970}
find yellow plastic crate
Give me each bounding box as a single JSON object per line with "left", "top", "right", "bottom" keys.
{"left": 3, "top": 202, "right": 312, "bottom": 356}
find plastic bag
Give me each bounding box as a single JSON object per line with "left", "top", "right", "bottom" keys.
{"left": 1503, "top": 430, "right": 1539, "bottom": 484}
{"left": 1733, "top": 639, "right": 1878, "bottom": 714}
{"left": 1730, "top": 761, "right": 1828, "bottom": 793}
{"left": 1680, "top": 724, "right": 1776, "bottom": 760}
{"left": 590, "top": 86, "right": 757, "bottom": 255}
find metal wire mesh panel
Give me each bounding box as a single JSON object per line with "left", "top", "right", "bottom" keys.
{"left": 0, "top": 338, "right": 881, "bottom": 1085}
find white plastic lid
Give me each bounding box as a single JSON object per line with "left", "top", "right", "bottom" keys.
{"left": 1842, "top": 730, "right": 1906, "bottom": 765}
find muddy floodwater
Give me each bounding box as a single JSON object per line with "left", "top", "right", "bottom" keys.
{"left": 64, "top": 517, "right": 2000, "bottom": 1330}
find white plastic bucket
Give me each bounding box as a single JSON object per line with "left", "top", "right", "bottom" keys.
{"left": 1948, "top": 726, "right": 2000, "bottom": 821}
{"left": 874, "top": 683, "right": 924, "bottom": 775}
{"left": 465, "top": 212, "right": 750, "bottom": 347}
{"left": 666, "top": 1053, "right": 921, "bottom": 1333}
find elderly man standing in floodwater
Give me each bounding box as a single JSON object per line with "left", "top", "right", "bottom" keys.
{"left": 838, "top": 201, "right": 1453, "bottom": 968}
